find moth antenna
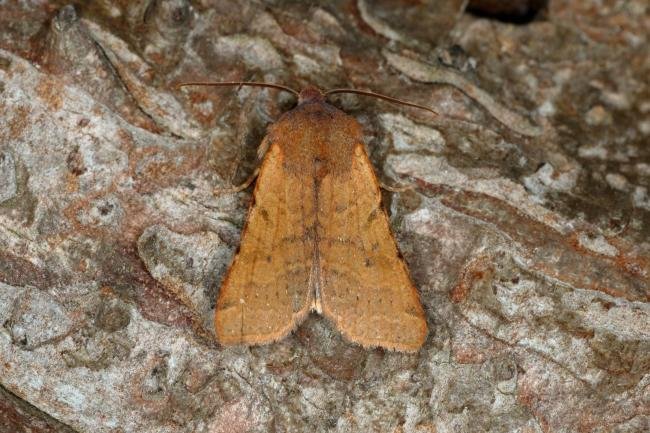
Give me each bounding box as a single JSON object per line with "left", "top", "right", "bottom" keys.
{"left": 325, "top": 88, "right": 438, "bottom": 116}
{"left": 177, "top": 81, "right": 300, "bottom": 97}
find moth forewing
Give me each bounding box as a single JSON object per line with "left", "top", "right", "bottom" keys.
{"left": 211, "top": 85, "right": 427, "bottom": 351}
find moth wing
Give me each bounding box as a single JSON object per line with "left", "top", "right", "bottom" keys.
{"left": 215, "top": 142, "right": 315, "bottom": 345}
{"left": 317, "top": 144, "right": 427, "bottom": 352}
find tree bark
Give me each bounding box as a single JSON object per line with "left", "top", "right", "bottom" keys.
{"left": 0, "top": 1, "right": 648, "bottom": 432}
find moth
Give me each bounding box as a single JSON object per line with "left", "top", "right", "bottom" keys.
{"left": 179, "top": 82, "right": 431, "bottom": 352}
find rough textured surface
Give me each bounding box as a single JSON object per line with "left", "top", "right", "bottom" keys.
{"left": 0, "top": 1, "right": 648, "bottom": 432}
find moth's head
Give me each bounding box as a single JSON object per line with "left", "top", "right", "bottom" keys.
{"left": 298, "top": 86, "right": 325, "bottom": 105}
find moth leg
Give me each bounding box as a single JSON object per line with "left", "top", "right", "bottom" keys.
{"left": 214, "top": 135, "right": 270, "bottom": 196}
{"left": 210, "top": 135, "right": 270, "bottom": 196}
{"left": 379, "top": 180, "right": 414, "bottom": 193}
{"left": 256, "top": 136, "right": 271, "bottom": 159}
{"left": 213, "top": 167, "right": 260, "bottom": 196}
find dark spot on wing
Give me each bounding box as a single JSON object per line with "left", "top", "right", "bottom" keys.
{"left": 366, "top": 207, "right": 380, "bottom": 224}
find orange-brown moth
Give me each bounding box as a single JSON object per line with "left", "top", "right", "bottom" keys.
{"left": 180, "top": 82, "right": 431, "bottom": 352}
